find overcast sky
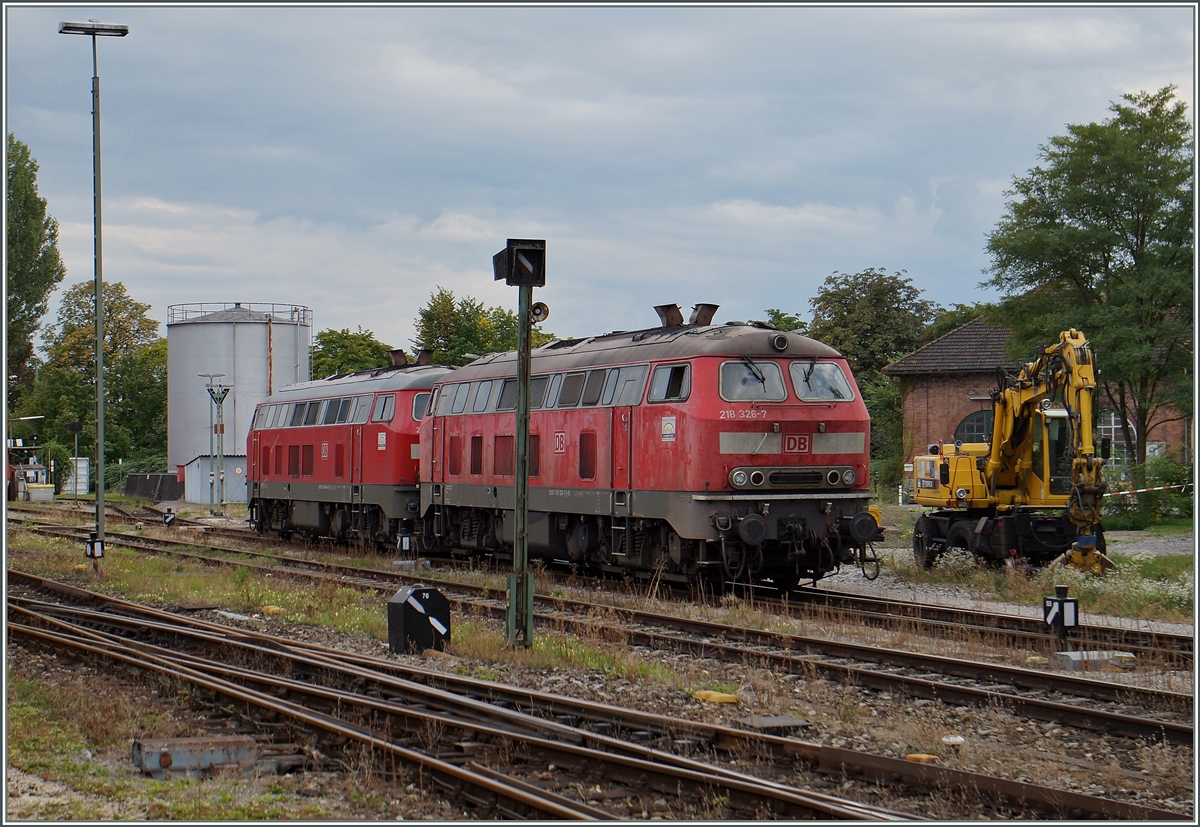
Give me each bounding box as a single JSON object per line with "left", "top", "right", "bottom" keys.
{"left": 5, "top": 4, "right": 1194, "bottom": 354}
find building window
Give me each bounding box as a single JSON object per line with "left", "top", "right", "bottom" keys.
{"left": 1097, "top": 411, "right": 1136, "bottom": 467}
{"left": 579, "top": 431, "right": 597, "bottom": 480}
{"left": 953, "top": 410, "right": 994, "bottom": 444}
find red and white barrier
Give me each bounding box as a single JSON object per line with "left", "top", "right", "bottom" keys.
{"left": 1103, "top": 484, "right": 1191, "bottom": 498}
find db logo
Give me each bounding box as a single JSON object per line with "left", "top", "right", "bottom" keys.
{"left": 554, "top": 432, "right": 567, "bottom": 454}
{"left": 784, "top": 434, "right": 811, "bottom": 453}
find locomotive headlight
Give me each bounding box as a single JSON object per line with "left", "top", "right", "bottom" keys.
{"left": 843, "top": 468, "right": 857, "bottom": 486}
{"left": 955, "top": 487, "right": 969, "bottom": 500}
{"left": 827, "top": 469, "right": 841, "bottom": 486}
{"left": 731, "top": 470, "right": 748, "bottom": 487}
{"left": 749, "top": 470, "right": 766, "bottom": 486}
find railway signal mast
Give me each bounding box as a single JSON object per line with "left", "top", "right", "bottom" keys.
{"left": 493, "top": 239, "right": 548, "bottom": 648}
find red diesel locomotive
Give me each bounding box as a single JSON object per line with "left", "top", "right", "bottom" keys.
{"left": 246, "top": 360, "right": 454, "bottom": 547}
{"left": 418, "top": 304, "right": 880, "bottom": 589}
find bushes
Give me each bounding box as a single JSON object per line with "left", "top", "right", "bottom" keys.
{"left": 1102, "top": 451, "right": 1192, "bottom": 530}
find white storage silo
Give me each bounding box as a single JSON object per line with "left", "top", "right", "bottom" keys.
{"left": 167, "top": 302, "right": 311, "bottom": 504}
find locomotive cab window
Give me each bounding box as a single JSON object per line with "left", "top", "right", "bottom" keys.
{"left": 581, "top": 370, "right": 606, "bottom": 406}
{"left": 335, "top": 398, "right": 353, "bottom": 424}
{"left": 436, "top": 385, "right": 460, "bottom": 416}
{"left": 372, "top": 394, "right": 396, "bottom": 422}
{"left": 352, "top": 395, "right": 372, "bottom": 423}
{"left": 603, "top": 364, "right": 650, "bottom": 406}
{"left": 720, "top": 359, "right": 787, "bottom": 401}
{"left": 530, "top": 376, "right": 550, "bottom": 409}
{"left": 413, "top": 392, "right": 430, "bottom": 421}
{"left": 648, "top": 364, "right": 691, "bottom": 403}
{"left": 289, "top": 404, "right": 306, "bottom": 427}
{"left": 304, "top": 401, "right": 322, "bottom": 426}
{"left": 545, "top": 374, "right": 563, "bottom": 408}
{"left": 791, "top": 361, "right": 855, "bottom": 402}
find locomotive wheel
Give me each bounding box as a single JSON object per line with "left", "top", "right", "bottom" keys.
{"left": 945, "top": 522, "right": 976, "bottom": 556}
{"left": 912, "top": 515, "right": 939, "bottom": 569}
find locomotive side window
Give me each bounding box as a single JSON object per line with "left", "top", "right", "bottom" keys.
{"left": 451, "top": 383, "right": 471, "bottom": 414}
{"left": 323, "top": 398, "right": 342, "bottom": 425}
{"left": 261, "top": 445, "right": 270, "bottom": 475}
{"left": 579, "top": 431, "right": 597, "bottom": 480}
{"left": 470, "top": 435, "right": 483, "bottom": 475}
{"left": 413, "top": 392, "right": 430, "bottom": 421}
{"left": 472, "top": 381, "right": 493, "bottom": 413}
{"left": 529, "top": 434, "right": 541, "bottom": 476}
{"left": 426, "top": 387, "right": 441, "bottom": 416}
{"left": 608, "top": 364, "right": 649, "bottom": 405}
{"left": 288, "top": 445, "right": 300, "bottom": 477}
{"left": 557, "top": 372, "right": 585, "bottom": 407}
{"left": 264, "top": 405, "right": 279, "bottom": 428}
{"left": 335, "top": 443, "right": 345, "bottom": 478}
{"left": 530, "top": 376, "right": 550, "bottom": 409}
{"left": 290, "top": 404, "right": 306, "bottom": 427}
{"left": 497, "top": 379, "right": 518, "bottom": 411}
{"left": 494, "top": 435, "right": 514, "bottom": 476}
{"left": 581, "top": 370, "right": 606, "bottom": 406}
{"left": 275, "top": 448, "right": 282, "bottom": 476}
{"left": 448, "top": 436, "right": 462, "bottom": 476}
{"left": 352, "top": 395, "right": 372, "bottom": 423}
{"left": 302, "top": 445, "right": 314, "bottom": 476}
{"left": 436, "top": 385, "right": 459, "bottom": 416}
{"left": 720, "top": 360, "right": 786, "bottom": 401}
{"left": 649, "top": 364, "right": 691, "bottom": 402}
{"left": 790, "top": 361, "right": 855, "bottom": 402}
{"left": 304, "top": 401, "right": 322, "bottom": 426}
{"left": 372, "top": 394, "right": 396, "bottom": 422}
{"left": 336, "top": 398, "right": 353, "bottom": 423}
{"left": 545, "top": 374, "right": 563, "bottom": 408}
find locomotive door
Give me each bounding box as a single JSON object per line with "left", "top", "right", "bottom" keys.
{"left": 611, "top": 406, "right": 633, "bottom": 509}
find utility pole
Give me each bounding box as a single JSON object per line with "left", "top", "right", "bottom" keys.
{"left": 493, "top": 239, "right": 548, "bottom": 648}
{"left": 210, "top": 383, "right": 230, "bottom": 515}
{"left": 199, "top": 372, "right": 225, "bottom": 514}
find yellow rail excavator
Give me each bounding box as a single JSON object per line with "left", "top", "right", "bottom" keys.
{"left": 911, "top": 329, "right": 1114, "bottom": 574}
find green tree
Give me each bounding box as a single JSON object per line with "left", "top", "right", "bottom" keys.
{"left": 7, "top": 134, "right": 67, "bottom": 411}
{"left": 801, "top": 268, "right": 942, "bottom": 491}
{"left": 922, "top": 301, "right": 996, "bottom": 345}
{"left": 412, "top": 286, "right": 555, "bottom": 366}
{"left": 984, "top": 87, "right": 1193, "bottom": 472}
{"left": 806, "top": 268, "right": 941, "bottom": 376}
{"left": 311, "top": 327, "right": 395, "bottom": 378}
{"left": 19, "top": 281, "right": 166, "bottom": 485}
{"left": 759, "top": 308, "right": 807, "bottom": 333}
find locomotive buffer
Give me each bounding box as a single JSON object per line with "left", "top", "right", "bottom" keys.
{"left": 494, "top": 238, "right": 548, "bottom": 648}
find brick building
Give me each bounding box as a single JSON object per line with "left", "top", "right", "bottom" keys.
{"left": 882, "top": 318, "right": 1191, "bottom": 476}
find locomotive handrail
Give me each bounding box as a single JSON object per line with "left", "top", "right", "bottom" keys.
{"left": 691, "top": 492, "right": 867, "bottom": 501}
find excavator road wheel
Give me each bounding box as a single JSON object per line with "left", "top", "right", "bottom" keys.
{"left": 912, "top": 515, "right": 940, "bottom": 569}
{"left": 944, "top": 522, "right": 976, "bottom": 557}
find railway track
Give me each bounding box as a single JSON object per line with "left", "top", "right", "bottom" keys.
{"left": 8, "top": 522, "right": 1193, "bottom": 746}
{"left": 8, "top": 574, "right": 1190, "bottom": 821}
{"left": 12, "top": 503, "right": 1190, "bottom": 664}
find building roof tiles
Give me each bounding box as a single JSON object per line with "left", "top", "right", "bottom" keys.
{"left": 882, "top": 317, "right": 1015, "bottom": 376}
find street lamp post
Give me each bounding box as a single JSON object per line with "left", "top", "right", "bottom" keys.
{"left": 59, "top": 18, "right": 129, "bottom": 571}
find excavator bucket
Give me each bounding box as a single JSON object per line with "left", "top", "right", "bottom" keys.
{"left": 1047, "top": 537, "right": 1117, "bottom": 576}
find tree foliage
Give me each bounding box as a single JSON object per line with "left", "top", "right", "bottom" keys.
{"left": 17, "top": 281, "right": 167, "bottom": 482}
{"left": 411, "top": 286, "right": 555, "bottom": 366}
{"left": 984, "top": 86, "right": 1193, "bottom": 471}
{"left": 806, "top": 268, "right": 941, "bottom": 377}
{"left": 759, "top": 308, "right": 807, "bottom": 333}
{"left": 311, "top": 327, "right": 395, "bottom": 378}
{"left": 7, "top": 133, "right": 67, "bottom": 411}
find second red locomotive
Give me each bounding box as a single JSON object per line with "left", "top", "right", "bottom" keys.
{"left": 418, "top": 304, "right": 879, "bottom": 590}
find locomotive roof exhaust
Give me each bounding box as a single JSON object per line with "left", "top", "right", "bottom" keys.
{"left": 388, "top": 349, "right": 408, "bottom": 367}
{"left": 654, "top": 303, "right": 719, "bottom": 328}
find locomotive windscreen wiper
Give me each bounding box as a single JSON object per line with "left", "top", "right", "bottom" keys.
{"left": 803, "top": 360, "right": 817, "bottom": 388}
{"left": 741, "top": 355, "right": 766, "bottom": 385}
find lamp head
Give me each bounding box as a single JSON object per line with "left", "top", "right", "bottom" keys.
{"left": 59, "top": 20, "right": 129, "bottom": 36}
